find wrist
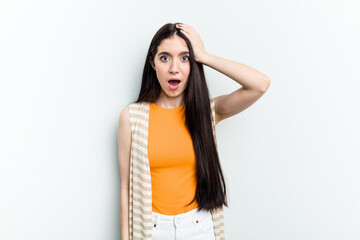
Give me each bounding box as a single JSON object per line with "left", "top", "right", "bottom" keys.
{"left": 199, "top": 52, "right": 212, "bottom": 65}
{"left": 197, "top": 52, "right": 212, "bottom": 65}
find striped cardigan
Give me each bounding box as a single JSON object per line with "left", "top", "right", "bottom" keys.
{"left": 127, "top": 98, "right": 225, "bottom": 239}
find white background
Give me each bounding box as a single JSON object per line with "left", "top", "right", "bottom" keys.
{"left": 1, "top": 0, "right": 359, "bottom": 239}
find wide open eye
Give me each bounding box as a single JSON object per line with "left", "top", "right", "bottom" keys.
{"left": 182, "top": 56, "right": 189, "bottom": 61}
{"left": 160, "top": 56, "right": 169, "bottom": 61}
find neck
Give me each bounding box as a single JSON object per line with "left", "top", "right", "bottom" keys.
{"left": 155, "top": 93, "right": 185, "bottom": 108}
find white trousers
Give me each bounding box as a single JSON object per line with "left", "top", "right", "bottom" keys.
{"left": 151, "top": 207, "right": 216, "bottom": 240}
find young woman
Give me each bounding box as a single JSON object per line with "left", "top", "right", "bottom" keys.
{"left": 118, "top": 23, "right": 270, "bottom": 240}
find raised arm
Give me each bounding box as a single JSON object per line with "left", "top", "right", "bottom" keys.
{"left": 176, "top": 23, "right": 271, "bottom": 125}
{"left": 200, "top": 53, "right": 270, "bottom": 125}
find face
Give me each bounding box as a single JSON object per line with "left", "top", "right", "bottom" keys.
{"left": 150, "top": 35, "right": 190, "bottom": 101}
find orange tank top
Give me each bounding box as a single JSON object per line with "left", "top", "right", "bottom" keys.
{"left": 148, "top": 102, "right": 198, "bottom": 215}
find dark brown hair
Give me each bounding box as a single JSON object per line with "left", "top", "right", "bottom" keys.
{"left": 135, "top": 23, "right": 228, "bottom": 211}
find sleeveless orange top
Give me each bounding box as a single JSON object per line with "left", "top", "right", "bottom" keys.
{"left": 148, "top": 102, "right": 198, "bottom": 215}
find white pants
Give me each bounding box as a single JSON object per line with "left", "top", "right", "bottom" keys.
{"left": 151, "top": 207, "right": 216, "bottom": 240}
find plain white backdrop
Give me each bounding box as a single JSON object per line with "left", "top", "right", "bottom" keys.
{"left": 1, "top": 0, "right": 359, "bottom": 239}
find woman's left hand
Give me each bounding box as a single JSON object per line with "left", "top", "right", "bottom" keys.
{"left": 176, "top": 23, "right": 208, "bottom": 63}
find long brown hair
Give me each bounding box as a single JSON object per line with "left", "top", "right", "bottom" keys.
{"left": 135, "top": 23, "right": 228, "bottom": 211}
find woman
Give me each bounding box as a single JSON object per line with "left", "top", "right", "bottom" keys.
{"left": 118, "top": 23, "right": 270, "bottom": 240}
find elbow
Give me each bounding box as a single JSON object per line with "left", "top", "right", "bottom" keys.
{"left": 260, "top": 76, "right": 271, "bottom": 92}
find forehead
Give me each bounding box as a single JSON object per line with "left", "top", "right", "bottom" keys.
{"left": 157, "top": 36, "right": 189, "bottom": 54}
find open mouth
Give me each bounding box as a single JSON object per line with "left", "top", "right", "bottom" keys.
{"left": 168, "top": 79, "right": 181, "bottom": 90}
{"left": 168, "top": 79, "right": 181, "bottom": 86}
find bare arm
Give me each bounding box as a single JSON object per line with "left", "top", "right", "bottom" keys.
{"left": 118, "top": 106, "right": 131, "bottom": 240}
{"left": 199, "top": 53, "right": 270, "bottom": 125}
{"left": 176, "top": 23, "right": 271, "bottom": 125}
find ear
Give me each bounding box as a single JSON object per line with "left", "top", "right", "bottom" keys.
{"left": 149, "top": 56, "right": 156, "bottom": 71}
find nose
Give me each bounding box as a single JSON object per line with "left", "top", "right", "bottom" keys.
{"left": 169, "top": 59, "right": 179, "bottom": 73}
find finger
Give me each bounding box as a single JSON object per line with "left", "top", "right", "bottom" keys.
{"left": 177, "top": 24, "right": 196, "bottom": 35}
{"left": 178, "top": 27, "right": 190, "bottom": 35}
{"left": 179, "top": 29, "right": 196, "bottom": 42}
{"left": 178, "top": 23, "right": 193, "bottom": 30}
{"left": 178, "top": 27, "right": 193, "bottom": 39}
{"left": 179, "top": 30, "right": 195, "bottom": 43}
{"left": 177, "top": 23, "right": 192, "bottom": 32}
{"left": 177, "top": 25, "right": 200, "bottom": 43}
{"left": 178, "top": 24, "right": 198, "bottom": 35}
{"left": 180, "top": 27, "right": 200, "bottom": 41}
{"left": 178, "top": 25, "right": 197, "bottom": 39}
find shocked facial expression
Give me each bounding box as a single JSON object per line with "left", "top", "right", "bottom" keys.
{"left": 150, "top": 35, "right": 191, "bottom": 99}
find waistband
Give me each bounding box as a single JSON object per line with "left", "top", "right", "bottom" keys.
{"left": 152, "top": 207, "right": 200, "bottom": 222}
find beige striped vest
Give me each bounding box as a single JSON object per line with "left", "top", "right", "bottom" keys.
{"left": 127, "top": 98, "right": 225, "bottom": 239}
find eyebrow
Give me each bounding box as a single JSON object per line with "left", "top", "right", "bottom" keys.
{"left": 157, "top": 51, "right": 190, "bottom": 56}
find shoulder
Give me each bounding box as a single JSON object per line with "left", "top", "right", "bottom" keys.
{"left": 119, "top": 101, "right": 148, "bottom": 126}
{"left": 119, "top": 105, "right": 129, "bottom": 118}
{"left": 118, "top": 106, "right": 130, "bottom": 129}
{"left": 127, "top": 101, "right": 149, "bottom": 112}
